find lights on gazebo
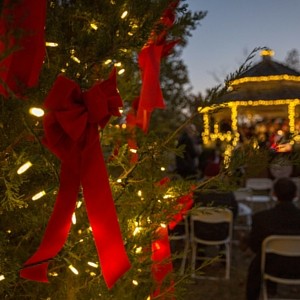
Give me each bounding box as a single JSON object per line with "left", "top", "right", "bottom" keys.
{"left": 200, "top": 99, "right": 300, "bottom": 146}
{"left": 260, "top": 49, "right": 275, "bottom": 57}
{"left": 199, "top": 98, "right": 300, "bottom": 164}
{"left": 230, "top": 75, "right": 300, "bottom": 87}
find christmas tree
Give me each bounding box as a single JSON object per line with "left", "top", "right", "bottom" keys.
{"left": 0, "top": 1, "right": 206, "bottom": 299}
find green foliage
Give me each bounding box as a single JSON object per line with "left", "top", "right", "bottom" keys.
{"left": 2, "top": 1, "right": 298, "bottom": 299}
{"left": 0, "top": 1, "right": 205, "bottom": 299}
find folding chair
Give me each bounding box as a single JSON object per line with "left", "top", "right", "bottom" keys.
{"left": 190, "top": 207, "right": 233, "bottom": 279}
{"left": 245, "top": 178, "right": 273, "bottom": 210}
{"left": 169, "top": 216, "right": 189, "bottom": 275}
{"left": 261, "top": 235, "right": 300, "bottom": 300}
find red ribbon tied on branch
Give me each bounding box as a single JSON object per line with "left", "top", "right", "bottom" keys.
{"left": 136, "top": 1, "right": 179, "bottom": 133}
{"left": 20, "top": 68, "right": 131, "bottom": 289}
{"left": 151, "top": 177, "right": 194, "bottom": 299}
{"left": 0, "top": 0, "right": 46, "bottom": 97}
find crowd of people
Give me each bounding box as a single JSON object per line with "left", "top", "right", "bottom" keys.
{"left": 174, "top": 123, "right": 223, "bottom": 181}
{"left": 172, "top": 123, "right": 300, "bottom": 299}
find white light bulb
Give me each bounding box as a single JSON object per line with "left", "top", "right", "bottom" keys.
{"left": 17, "top": 161, "right": 33, "bottom": 174}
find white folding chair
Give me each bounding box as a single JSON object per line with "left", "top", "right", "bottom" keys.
{"left": 169, "top": 216, "right": 189, "bottom": 275}
{"left": 245, "top": 178, "right": 273, "bottom": 210}
{"left": 190, "top": 207, "right": 233, "bottom": 280}
{"left": 261, "top": 235, "right": 300, "bottom": 300}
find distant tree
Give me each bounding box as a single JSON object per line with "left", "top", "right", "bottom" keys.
{"left": 285, "top": 48, "right": 300, "bottom": 71}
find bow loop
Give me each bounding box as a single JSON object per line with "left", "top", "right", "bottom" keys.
{"left": 42, "top": 76, "right": 88, "bottom": 162}
{"left": 43, "top": 70, "right": 123, "bottom": 161}
{"left": 44, "top": 75, "right": 87, "bottom": 140}
{"left": 84, "top": 68, "right": 122, "bottom": 128}
{"left": 44, "top": 75, "right": 82, "bottom": 111}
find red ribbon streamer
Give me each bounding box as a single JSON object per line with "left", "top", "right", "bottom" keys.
{"left": 136, "top": 1, "right": 179, "bottom": 133}
{"left": 151, "top": 226, "right": 174, "bottom": 299}
{"left": 137, "top": 44, "right": 165, "bottom": 133}
{"left": 168, "top": 192, "right": 194, "bottom": 231}
{"left": 0, "top": 0, "right": 46, "bottom": 97}
{"left": 20, "top": 69, "right": 131, "bottom": 289}
{"left": 151, "top": 177, "right": 194, "bottom": 299}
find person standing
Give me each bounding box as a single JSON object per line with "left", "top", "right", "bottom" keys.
{"left": 175, "top": 124, "right": 201, "bottom": 179}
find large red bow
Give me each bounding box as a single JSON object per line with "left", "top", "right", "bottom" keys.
{"left": 20, "top": 69, "right": 131, "bottom": 289}
{"left": 0, "top": 0, "right": 46, "bottom": 97}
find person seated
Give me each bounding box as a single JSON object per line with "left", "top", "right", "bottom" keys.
{"left": 245, "top": 177, "right": 300, "bottom": 300}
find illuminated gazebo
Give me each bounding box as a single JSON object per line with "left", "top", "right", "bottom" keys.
{"left": 199, "top": 49, "right": 300, "bottom": 154}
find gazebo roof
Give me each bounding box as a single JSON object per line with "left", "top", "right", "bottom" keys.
{"left": 219, "top": 50, "right": 300, "bottom": 102}
{"left": 240, "top": 54, "right": 300, "bottom": 77}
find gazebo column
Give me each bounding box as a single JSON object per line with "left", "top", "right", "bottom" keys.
{"left": 288, "top": 102, "right": 296, "bottom": 135}
{"left": 202, "top": 113, "right": 210, "bottom": 145}
{"left": 229, "top": 102, "right": 240, "bottom": 147}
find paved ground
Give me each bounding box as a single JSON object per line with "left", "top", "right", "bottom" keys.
{"left": 181, "top": 243, "right": 253, "bottom": 300}
{"left": 171, "top": 188, "right": 300, "bottom": 299}
{"left": 179, "top": 239, "right": 300, "bottom": 300}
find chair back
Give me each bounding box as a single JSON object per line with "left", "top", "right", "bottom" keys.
{"left": 262, "top": 235, "right": 300, "bottom": 257}
{"left": 261, "top": 235, "right": 300, "bottom": 299}
{"left": 246, "top": 178, "right": 273, "bottom": 192}
{"left": 190, "top": 207, "right": 233, "bottom": 279}
{"left": 191, "top": 207, "right": 233, "bottom": 224}
{"left": 190, "top": 207, "right": 233, "bottom": 244}
{"left": 245, "top": 178, "right": 273, "bottom": 209}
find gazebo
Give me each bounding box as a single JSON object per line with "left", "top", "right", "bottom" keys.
{"left": 199, "top": 49, "right": 300, "bottom": 154}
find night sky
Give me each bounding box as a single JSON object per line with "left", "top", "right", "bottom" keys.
{"left": 183, "top": 0, "right": 300, "bottom": 94}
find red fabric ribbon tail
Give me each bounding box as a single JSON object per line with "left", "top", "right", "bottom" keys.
{"left": 20, "top": 163, "right": 80, "bottom": 282}
{"left": 151, "top": 226, "right": 174, "bottom": 299}
{"left": 81, "top": 131, "right": 131, "bottom": 289}
{"left": 136, "top": 108, "right": 151, "bottom": 133}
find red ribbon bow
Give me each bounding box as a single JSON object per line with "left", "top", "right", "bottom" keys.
{"left": 0, "top": 0, "right": 46, "bottom": 97}
{"left": 20, "top": 69, "right": 131, "bottom": 289}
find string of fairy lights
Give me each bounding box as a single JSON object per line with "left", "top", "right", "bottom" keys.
{"left": 199, "top": 97, "right": 300, "bottom": 165}
{"left": 1, "top": 8, "right": 174, "bottom": 294}
{"left": 13, "top": 105, "right": 167, "bottom": 288}
{"left": 12, "top": 105, "right": 170, "bottom": 293}
{"left": 14, "top": 136, "right": 170, "bottom": 294}
{"left": 46, "top": 7, "right": 130, "bottom": 76}
{"left": 199, "top": 98, "right": 300, "bottom": 145}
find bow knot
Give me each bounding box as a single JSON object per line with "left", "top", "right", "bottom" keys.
{"left": 43, "top": 68, "right": 122, "bottom": 162}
